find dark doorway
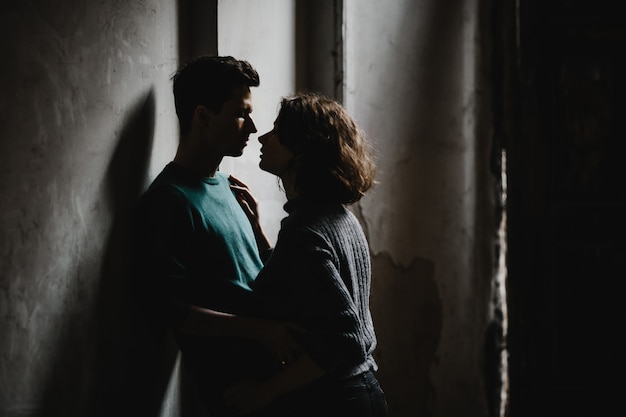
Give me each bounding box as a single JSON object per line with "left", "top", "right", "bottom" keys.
{"left": 495, "top": 1, "right": 626, "bottom": 416}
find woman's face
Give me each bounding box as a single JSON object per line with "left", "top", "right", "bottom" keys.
{"left": 258, "top": 120, "right": 295, "bottom": 176}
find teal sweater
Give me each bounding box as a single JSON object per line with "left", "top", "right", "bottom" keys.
{"left": 131, "top": 163, "right": 269, "bottom": 396}
{"left": 133, "top": 162, "right": 263, "bottom": 323}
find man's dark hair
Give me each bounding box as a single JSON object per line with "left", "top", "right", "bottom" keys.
{"left": 171, "top": 56, "right": 260, "bottom": 137}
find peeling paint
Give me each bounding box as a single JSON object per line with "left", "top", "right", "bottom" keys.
{"left": 370, "top": 251, "right": 441, "bottom": 416}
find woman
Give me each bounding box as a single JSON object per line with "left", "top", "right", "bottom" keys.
{"left": 228, "top": 92, "right": 388, "bottom": 417}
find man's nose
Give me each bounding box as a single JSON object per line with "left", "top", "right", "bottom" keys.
{"left": 249, "top": 119, "right": 257, "bottom": 133}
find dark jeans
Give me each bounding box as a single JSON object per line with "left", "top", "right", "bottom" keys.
{"left": 251, "top": 370, "right": 388, "bottom": 417}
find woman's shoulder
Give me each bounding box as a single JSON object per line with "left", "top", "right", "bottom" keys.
{"left": 281, "top": 203, "right": 360, "bottom": 244}
{"left": 284, "top": 199, "right": 346, "bottom": 223}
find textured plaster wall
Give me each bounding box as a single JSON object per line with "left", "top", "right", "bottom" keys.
{"left": 0, "top": 1, "right": 499, "bottom": 416}
{"left": 0, "top": 1, "right": 179, "bottom": 415}
{"left": 345, "top": 1, "right": 496, "bottom": 416}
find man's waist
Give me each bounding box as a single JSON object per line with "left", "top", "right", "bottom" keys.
{"left": 176, "top": 335, "right": 275, "bottom": 382}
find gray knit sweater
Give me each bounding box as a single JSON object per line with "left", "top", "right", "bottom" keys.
{"left": 253, "top": 198, "right": 378, "bottom": 378}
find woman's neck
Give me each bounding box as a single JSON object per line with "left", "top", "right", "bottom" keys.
{"left": 280, "top": 173, "right": 299, "bottom": 200}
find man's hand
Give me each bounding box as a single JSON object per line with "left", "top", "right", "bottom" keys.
{"left": 224, "top": 354, "right": 327, "bottom": 416}
{"left": 224, "top": 380, "right": 274, "bottom": 416}
{"left": 250, "top": 317, "right": 305, "bottom": 368}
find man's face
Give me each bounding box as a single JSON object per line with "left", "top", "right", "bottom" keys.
{"left": 208, "top": 84, "right": 257, "bottom": 157}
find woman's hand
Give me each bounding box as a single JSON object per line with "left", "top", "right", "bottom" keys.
{"left": 229, "top": 175, "right": 261, "bottom": 224}
{"left": 229, "top": 175, "right": 271, "bottom": 252}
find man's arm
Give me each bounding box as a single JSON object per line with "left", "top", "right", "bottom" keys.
{"left": 179, "top": 304, "right": 303, "bottom": 366}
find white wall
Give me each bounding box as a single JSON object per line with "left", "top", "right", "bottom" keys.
{"left": 218, "top": 0, "right": 298, "bottom": 244}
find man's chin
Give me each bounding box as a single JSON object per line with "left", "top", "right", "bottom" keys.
{"left": 227, "top": 149, "right": 245, "bottom": 157}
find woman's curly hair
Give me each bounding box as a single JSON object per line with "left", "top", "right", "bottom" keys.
{"left": 276, "top": 92, "right": 377, "bottom": 204}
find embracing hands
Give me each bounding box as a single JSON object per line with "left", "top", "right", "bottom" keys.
{"left": 250, "top": 317, "right": 304, "bottom": 368}
{"left": 223, "top": 379, "right": 274, "bottom": 416}
{"left": 225, "top": 318, "right": 303, "bottom": 415}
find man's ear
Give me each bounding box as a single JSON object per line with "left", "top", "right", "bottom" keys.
{"left": 194, "top": 105, "right": 211, "bottom": 128}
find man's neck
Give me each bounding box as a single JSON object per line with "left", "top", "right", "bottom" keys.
{"left": 174, "top": 147, "right": 222, "bottom": 177}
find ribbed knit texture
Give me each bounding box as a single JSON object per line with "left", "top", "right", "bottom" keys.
{"left": 253, "top": 199, "right": 378, "bottom": 378}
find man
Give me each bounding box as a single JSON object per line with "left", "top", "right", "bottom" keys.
{"left": 131, "top": 56, "right": 295, "bottom": 416}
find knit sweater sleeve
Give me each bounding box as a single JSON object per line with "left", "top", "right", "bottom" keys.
{"left": 303, "top": 245, "right": 368, "bottom": 371}
{"left": 255, "top": 215, "right": 373, "bottom": 373}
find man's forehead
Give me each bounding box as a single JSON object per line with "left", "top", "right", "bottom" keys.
{"left": 227, "top": 85, "right": 253, "bottom": 107}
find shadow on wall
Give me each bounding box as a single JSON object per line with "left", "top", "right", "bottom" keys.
{"left": 369, "top": 252, "right": 441, "bottom": 417}
{"left": 97, "top": 87, "right": 180, "bottom": 416}
{"left": 37, "top": 89, "right": 180, "bottom": 417}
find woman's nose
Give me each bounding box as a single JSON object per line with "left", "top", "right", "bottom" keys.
{"left": 258, "top": 132, "right": 269, "bottom": 144}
